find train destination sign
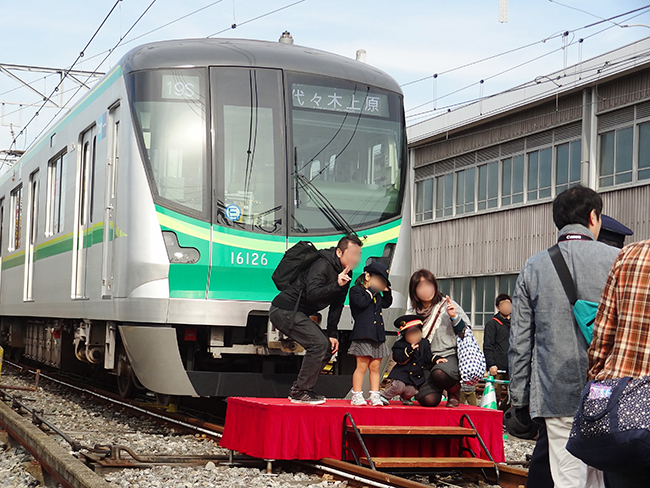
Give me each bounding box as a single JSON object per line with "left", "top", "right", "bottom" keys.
{"left": 162, "top": 74, "right": 200, "bottom": 100}
{"left": 291, "top": 83, "right": 389, "bottom": 118}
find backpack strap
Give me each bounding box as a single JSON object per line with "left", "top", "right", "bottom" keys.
{"left": 492, "top": 317, "right": 503, "bottom": 326}
{"left": 548, "top": 244, "right": 578, "bottom": 306}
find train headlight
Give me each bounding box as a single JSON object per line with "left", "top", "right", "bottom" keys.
{"left": 162, "top": 231, "right": 200, "bottom": 264}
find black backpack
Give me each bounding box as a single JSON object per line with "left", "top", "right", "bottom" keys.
{"left": 271, "top": 241, "right": 322, "bottom": 291}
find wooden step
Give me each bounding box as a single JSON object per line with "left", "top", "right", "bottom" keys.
{"left": 360, "top": 456, "right": 495, "bottom": 469}
{"left": 346, "top": 425, "right": 477, "bottom": 437}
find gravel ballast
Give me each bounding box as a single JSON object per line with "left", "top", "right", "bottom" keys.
{"left": 1, "top": 367, "right": 533, "bottom": 488}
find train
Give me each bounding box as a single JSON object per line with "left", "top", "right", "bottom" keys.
{"left": 0, "top": 36, "right": 410, "bottom": 400}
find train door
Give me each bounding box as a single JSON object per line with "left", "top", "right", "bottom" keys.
{"left": 72, "top": 126, "right": 96, "bottom": 299}
{"left": 208, "top": 67, "right": 285, "bottom": 301}
{"left": 102, "top": 105, "right": 120, "bottom": 298}
{"left": 24, "top": 170, "right": 39, "bottom": 301}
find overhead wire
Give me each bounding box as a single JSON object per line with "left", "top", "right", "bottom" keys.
{"left": 400, "top": 3, "right": 650, "bottom": 89}
{"left": 1, "top": 0, "right": 123, "bottom": 166}
{"left": 2, "top": 0, "right": 159, "bottom": 168}
{"left": 404, "top": 6, "right": 650, "bottom": 123}
{"left": 407, "top": 48, "right": 650, "bottom": 142}
{"left": 206, "top": 0, "right": 306, "bottom": 37}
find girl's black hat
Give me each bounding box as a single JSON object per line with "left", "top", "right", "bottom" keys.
{"left": 364, "top": 262, "right": 391, "bottom": 287}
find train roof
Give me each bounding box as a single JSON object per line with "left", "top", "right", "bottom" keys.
{"left": 120, "top": 38, "right": 403, "bottom": 95}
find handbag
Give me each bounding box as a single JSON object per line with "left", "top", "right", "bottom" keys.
{"left": 456, "top": 325, "right": 486, "bottom": 386}
{"left": 567, "top": 376, "right": 650, "bottom": 471}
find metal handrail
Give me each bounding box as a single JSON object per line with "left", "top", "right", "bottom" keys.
{"left": 459, "top": 413, "right": 500, "bottom": 484}
{"left": 342, "top": 412, "right": 376, "bottom": 470}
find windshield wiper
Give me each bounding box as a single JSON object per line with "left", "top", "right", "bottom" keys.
{"left": 295, "top": 172, "right": 357, "bottom": 237}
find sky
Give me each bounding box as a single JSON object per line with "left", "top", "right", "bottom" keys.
{"left": 1, "top": 0, "right": 650, "bottom": 161}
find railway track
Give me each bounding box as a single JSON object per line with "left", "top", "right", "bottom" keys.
{"left": 1, "top": 360, "right": 528, "bottom": 488}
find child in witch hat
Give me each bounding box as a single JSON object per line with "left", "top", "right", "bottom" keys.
{"left": 381, "top": 314, "right": 448, "bottom": 405}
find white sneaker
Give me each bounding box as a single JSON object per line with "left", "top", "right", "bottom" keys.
{"left": 351, "top": 391, "right": 367, "bottom": 406}
{"left": 369, "top": 391, "right": 384, "bottom": 406}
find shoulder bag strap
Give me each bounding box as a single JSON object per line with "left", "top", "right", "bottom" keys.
{"left": 548, "top": 244, "right": 578, "bottom": 306}
{"left": 424, "top": 302, "right": 446, "bottom": 342}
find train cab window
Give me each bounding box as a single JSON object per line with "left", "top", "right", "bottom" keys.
{"left": 46, "top": 152, "right": 66, "bottom": 236}
{"left": 129, "top": 68, "right": 208, "bottom": 216}
{"left": 287, "top": 74, "right": 406, "bottom": 234}
{"left": 9, "top": 185, "right": 22, "bottom": 252}
{"left": 211, "top": 67, "right": 284, "bottom": 234}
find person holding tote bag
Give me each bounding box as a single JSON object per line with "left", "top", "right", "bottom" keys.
{"left": 407, "top": 269, "right": 474, "bottom": 408}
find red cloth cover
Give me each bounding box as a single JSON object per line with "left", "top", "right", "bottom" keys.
{"left": 221, "top": 398, "right": 504, "bottom": 462}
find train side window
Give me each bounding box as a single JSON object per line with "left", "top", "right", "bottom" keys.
{"left": 9, "top": 185, "right": 22, "bottom": 252}
{"left": 46, "top": 151, "right": 66, "bottom": 236}
{"left": 90, "top": 135, "right": 96, "bottom": 223}
{"left": 0, "top": 197, "right": 4, "bottom": 257}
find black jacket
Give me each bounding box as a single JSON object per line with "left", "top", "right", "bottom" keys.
{"left": 271, "top": 247, "right": 350, "bottom": 338}
{"left": 349, "top": 284, "right": 393, "bottom": 343}
{"left": 483, "top": 313, "right": 511, "bottom": 372}
{"left": 388, "top": 337, "right": 442, "bottom": 387}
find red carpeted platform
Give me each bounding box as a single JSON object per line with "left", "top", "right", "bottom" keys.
{"left": 221, "top": 398, "right": 504, "bottom": 462}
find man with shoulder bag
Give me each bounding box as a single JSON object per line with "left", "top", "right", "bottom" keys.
{"left": 509, "top": 186, "right": 619, "bottom": 487}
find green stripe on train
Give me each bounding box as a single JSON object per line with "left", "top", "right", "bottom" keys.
{"left": 2, "top": 222, "right": 126, "bottom": 271}
{"left": 155, "top": 205, "right": 402, "bottom": 301}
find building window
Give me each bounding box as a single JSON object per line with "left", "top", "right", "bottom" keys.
{"left": 527, "top": 148, "right": 552, "bottom": 201}
{"left": 555, "top": 140, "right": 581, "bottom": 194}
{"left": 599, "top": 127, "right": 633, "bottom": 188}
{"left": 498, "top": 274, "right": 519, "bottom": 298}
{"left": 452, "top": 277, "right": 473, "bottom": 315}
{"left": 9, "top": 185, "right": 22, "bottom": 252}
{"left": 475, "top": 276, "right": 497, "bottom": 327}
{"left": 435, "top": 173, "right": 453, "bottom": 218}
{"left": 501, "top": 155, "right": 524, "bottom": 206}
{"left": 477, "top": 161, "right": 498, "bottom": 210}
{"left": 415, "top": 178, "right": 433, "bottom": 222}
{"left": 455, "top": 167, "right": 475, "bottom": 215}
{"left": 437, "top": 274, "right": 518, "bottom": 329}
{"left": 637, "top": 122, "right": 650, "bottom": 181}
{"left": 45, "top": 152, "right": 66, "bottom": 236}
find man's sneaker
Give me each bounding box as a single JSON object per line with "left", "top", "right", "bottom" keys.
{"left": 350, "top": 391, "right": 367, "bottom": 406}
{"left": 369, "top": 391, "right": 384, "bottom": 406}
{"left": 400, "top": 397, "right": 415, "bottom": 406}
{"left": 379, "top": 395, "right": 390, "bottom": 406}
{"left": 288, "top": 390, "right": 326, "bottom": 405}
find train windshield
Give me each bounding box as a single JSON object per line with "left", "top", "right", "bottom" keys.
{"left": 289, "top": 74, "right": 405, "bottom": 234}
{"left": 129, "top": 68, "right": 209, "bottom": 217}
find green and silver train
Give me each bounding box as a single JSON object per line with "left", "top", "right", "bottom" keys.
{"left": 0, "top": 38, "right": 410, "bottom": 399}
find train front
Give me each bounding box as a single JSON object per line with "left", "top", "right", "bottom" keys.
{"left": 120, "top": 38, "right": 409, "bottom": 398}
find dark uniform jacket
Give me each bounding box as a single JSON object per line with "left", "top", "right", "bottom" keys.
{"left": 388, "top": 337, "right": 443, "bottom": 387}
{"left": 271, "top": 247, "right": 350, "bottom": 339}
{"left": 483, "top": 313, "right": 511, "bottom": 372}
{"left": 349, "top": 284, "right": 393, "bottom": 343}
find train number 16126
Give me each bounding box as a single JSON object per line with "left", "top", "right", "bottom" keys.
{"left": 230, "top": 251, "right": 268, "bottom": 266}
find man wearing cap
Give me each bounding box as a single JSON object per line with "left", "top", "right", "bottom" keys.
{"left": 597, "top": 214, "right": 634, "bottom": 249}
{"left": 509, "top": 185, "right": 619, "bottom": 487}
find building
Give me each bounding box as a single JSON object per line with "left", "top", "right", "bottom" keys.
{"left": 407, "top": 37, "right": 650, "bottom": 342}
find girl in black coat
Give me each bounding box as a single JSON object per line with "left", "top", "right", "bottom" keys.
{"left": 348, "top": 263, "right": 392, "bottom": 406}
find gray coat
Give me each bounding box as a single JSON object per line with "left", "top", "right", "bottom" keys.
{"left": 509, "top": 224, "right": 619, "bottom": 419}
